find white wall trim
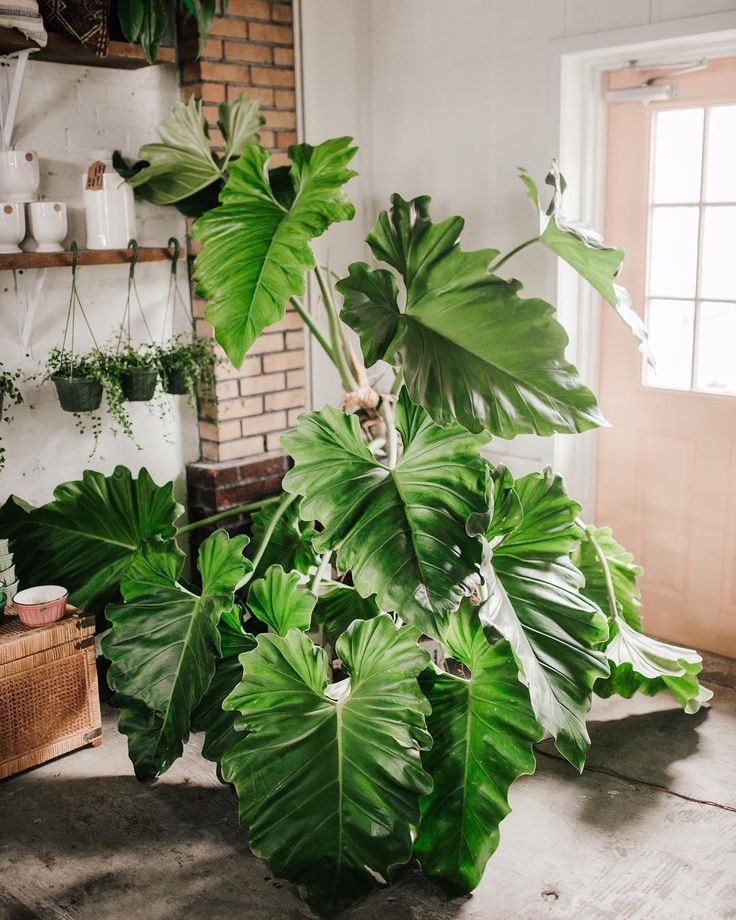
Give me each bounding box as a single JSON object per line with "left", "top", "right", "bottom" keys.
{"left": 552, "top": 23, "right": 736, "bottom": 519}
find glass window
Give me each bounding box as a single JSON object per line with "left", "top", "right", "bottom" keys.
{"left": 643, "top": 105, "right": 736, "bottom": 395}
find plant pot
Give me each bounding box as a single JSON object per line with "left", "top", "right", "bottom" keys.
{"left": 163, "top": 368, "right": 191, "bottom": 395}
{"left": 52, "top": 376, "right": 103, "bottom": 413}
{"left": 121, "top": 367, "right": 158, "bottom": 402}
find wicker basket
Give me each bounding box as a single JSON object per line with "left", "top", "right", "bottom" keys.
{"left": 0, "top": 607, "right": 102, "bottom": 780}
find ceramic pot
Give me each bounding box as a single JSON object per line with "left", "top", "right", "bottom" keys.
{"left": 0, "top": 150, "right": 40, "bottom": 203}
{"left": 0, "top": 202, "right": 25, "bottom": 253}
{"left": 14, "top": 585, "right": 68, "bottom": 627}
{"left": 82, "top": 149, "right": 136, "bottom": 249}
{"left": 52, "top": 376, "right": 103, "bottom": 413}
{"left": 121, "top": 367, "right": 157, "bottom": 401}
{"left": 29, "top": 201, "right": 67, "bottom": 252}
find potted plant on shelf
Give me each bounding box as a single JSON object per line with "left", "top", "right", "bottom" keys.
{"left": 155, "top": 334, "right": 215, "bottom": 406}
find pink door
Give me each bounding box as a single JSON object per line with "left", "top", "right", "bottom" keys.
{"left": 597, "top": 57, "right": 736, "bottom": 658}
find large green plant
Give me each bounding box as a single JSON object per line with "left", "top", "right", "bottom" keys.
{"left": 0, "top": 140, "right": 711, "bottom": 916}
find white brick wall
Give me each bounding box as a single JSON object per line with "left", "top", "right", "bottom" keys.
{"left": 0, "top": 59, "right": 198, "bottom": 505}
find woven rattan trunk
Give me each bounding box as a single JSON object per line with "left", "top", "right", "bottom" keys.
{"left": 0, "top": 608, "right": 102, "bottom": 780}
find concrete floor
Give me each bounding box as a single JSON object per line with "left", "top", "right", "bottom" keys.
{"left": 2, "top": 655, "right": 736, "bottom": 920}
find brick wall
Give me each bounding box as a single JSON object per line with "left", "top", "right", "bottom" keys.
{"left": 179, "top": 0, "right": 304, "bottom": 523}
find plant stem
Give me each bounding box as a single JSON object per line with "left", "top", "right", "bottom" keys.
{"left": 585, "top": 523, "right": 619, "bottom": 624}
{"left": 289, "top": 296, "right": 335, "bottom": 366}
{"left": 177, "top": 495, "right": 280, "bottom": 535}
{"left": 390, "top": 368, "right": 404, "bottom": 397}
{"left": 379, "top": 397, "right": 399, "bottom": 469}
{"left": 310, "top": 551, "right": 332, "bottom": 595}
{"left": 488, "top": 237, "right": 539, "bottom": 274}
{"left": 249, "top": 491, "right": 299, "bottom": 573}
{"left": 314, "top": 264, "right": 357, "bottom": 393}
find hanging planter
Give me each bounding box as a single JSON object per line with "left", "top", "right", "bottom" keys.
{"left": 52, "top": 374, "right": 103, "bottom": 412}
{"left": 0, "top": 361, "right": 23, "bottom": 471}
{"left": 155, "top": 239, "right": 215, "bottom": 407}
{"left": 121, "top": 367, "right": 158, "bottom": 401}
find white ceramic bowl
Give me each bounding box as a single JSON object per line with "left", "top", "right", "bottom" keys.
{"left": 0, "top": 150, "right": 40, "bottom": 203}
{"left": 0, "top": 538, "right": 9, "bottom": 554}
{"left": 0, "top": 564, "right": 16, "bottom": 586}
{"left": 28, "top": 201, "right": 67, "bottom": 252}
{"left": 0, "top": 202, "right": 25, "bottom": 253}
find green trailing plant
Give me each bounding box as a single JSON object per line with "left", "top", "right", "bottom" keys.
{"left": 118, "top": 0, "right": 224, "bottom": 65}
{"left": 114, "top": 94, "right": 263, "bottom": 217}
{"left": 0, "top": 361, "right": 23, "bottom": 471}
{"left": 155, "top": 334, "right": 215, "bottom": 407}
{"left": 0, "top": 143, "right": 712, "bottom": 916}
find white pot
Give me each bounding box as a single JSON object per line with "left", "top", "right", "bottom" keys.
{"left": 0, "top": 150, "right": 40, "bottom": 203}
{"left": 82, "top": 149, "right": 136, "bottom": 249}
{"left": 29, "top": 201, "right": 67, "bottom": 252}
{"left": 0, "top": 202, "right": 26, "bottom": 253}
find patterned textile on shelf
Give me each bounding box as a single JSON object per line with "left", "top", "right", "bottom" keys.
{"left": 38, "top": 0, "right": 110, "bottom": 55}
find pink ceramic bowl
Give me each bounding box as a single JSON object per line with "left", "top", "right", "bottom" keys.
{"left": 13, "top": 585, "right": 68, "bottom": 627}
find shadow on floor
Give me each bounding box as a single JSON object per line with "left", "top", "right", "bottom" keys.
{"left": 536, "top": 705, "right": 708, "bottom": 829}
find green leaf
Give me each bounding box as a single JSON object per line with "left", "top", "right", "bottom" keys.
{"left": 193, "top": 138, "right": 357, "bottom": 367}
{"left": 219, "top": 93, "right": 264, "bottom": 162}
{"left": 103, "top": 530, "right": 251, "bottom": 780}
{"left": 314, "top": 581, "right": 380, "bottom": 644}
{"left": 125, "top": 97, "right": 226, "bottom": 205}
{"left": 472, "top": 469, "right": 610, "bottom": 770}
{"left": 220, "top": 615, "right": 432, "bottom": 912}
{"left": 574, "top": 525, "right": 642, "bottom": 630}
{"left": 338, "top": 193, "right": 605, "bottom": 437}
{"left": 249, "top": 496, "right": 318, "bottom": 578}
{"left": 0, "top": 466, "right": 181, "bottom": 611}
{"left": 138, "top": 0, "right": 168, "bottom": 65}
{"left": 282, "top": 391, "right": 489, "bottom": 639}
{"left": 246, "top": 564, "right": 315, "bottom": 636}
{"left": 519, "top": 162, "right": 652, "bottom": 364}
{"left": 575, "top": 526, "right": 712, "bottom": 714}
{"left": 180, "top": 0, "right": 217, "bottom": 55}
{"left": 191, "top": 607, "right": 256, "bottom": 765}
{"left": 118, "top": 0, "right": 144, "bottom": 41}
{"left": 414, "top": 603, "right": 541, "bottom": 895}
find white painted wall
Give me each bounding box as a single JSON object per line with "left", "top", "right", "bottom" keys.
{"left": 299, "top": 0, "right": 736, "bottom": 499}
{"left": 0, "top": 59, "right": 198, "bottom": 507}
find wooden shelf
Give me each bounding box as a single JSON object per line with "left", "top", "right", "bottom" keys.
{"left": 0, "top": 247, "right": 182, "bottom": 270}
{"left": 0, "top": 29, "right": 175, "bottom": 69}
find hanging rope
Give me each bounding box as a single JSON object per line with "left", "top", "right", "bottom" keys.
{"left": 60, "top": 242, "right": 99, "bottom": 380}
{"left": 159, "top": 237, "right": 192, "bottom": 344}
{"left": 116, "top": 238, "right": 154, "bottom": 353}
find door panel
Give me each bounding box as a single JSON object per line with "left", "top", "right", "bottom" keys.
{"left": 597, "top": 57, "right": 736, "bottom": 657}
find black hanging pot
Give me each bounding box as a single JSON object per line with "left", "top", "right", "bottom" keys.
{"left": 121, "top": 367, "right": 158, "bottom": 402}
{"left": 52, "top": 376, "right": 103, "bottom": 413}
{"left": 162, "top": 368, "right": 191, "bottom": 395}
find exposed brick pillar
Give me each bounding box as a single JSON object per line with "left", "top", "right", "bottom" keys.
{"left": 178, "top": 0, "right": 305, "bottom": 526}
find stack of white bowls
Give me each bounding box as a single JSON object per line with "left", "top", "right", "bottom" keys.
{"left": 0, "top": 538, "right": 18, "bottom": 610}
{"left": 0, "top": 150, "right": 68, "bottom": 254}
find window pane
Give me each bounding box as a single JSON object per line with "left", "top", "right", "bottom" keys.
{"left": 648, "top": 206, "right": 699, "bottom": 297}
{"left": 651, "top": 108, "right": 704, "bottom": 204}
{"left": 701, "top": 206, "right": 736, "bottom": 300}
{"left": 644, "top": 299, "right": 694, "bottom": 390}
{"left": 705, "top": 105, "right": 736, "bottom": 202}
{"left": 695, "top": 301, "right": 736, "bottom": 394}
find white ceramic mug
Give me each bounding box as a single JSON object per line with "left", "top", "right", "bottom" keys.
{"left": 29, "top": 201, "right": 67, "bottom": 252}
{"left": 0, "top": 150, "right": 40, "bottom": 203}
{"left": 0, "top": 202, "right": 25, "bottom": 253}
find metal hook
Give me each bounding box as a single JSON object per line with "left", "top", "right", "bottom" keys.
{"left": 127, "top": 238, "right": 139, "bottom": 279}
{"left": 168, "top": 236, "right": 180, "bottom": 275}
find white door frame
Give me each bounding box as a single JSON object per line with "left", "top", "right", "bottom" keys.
{"left": 551, "top": 20, "right": 736, "bottom": 517}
